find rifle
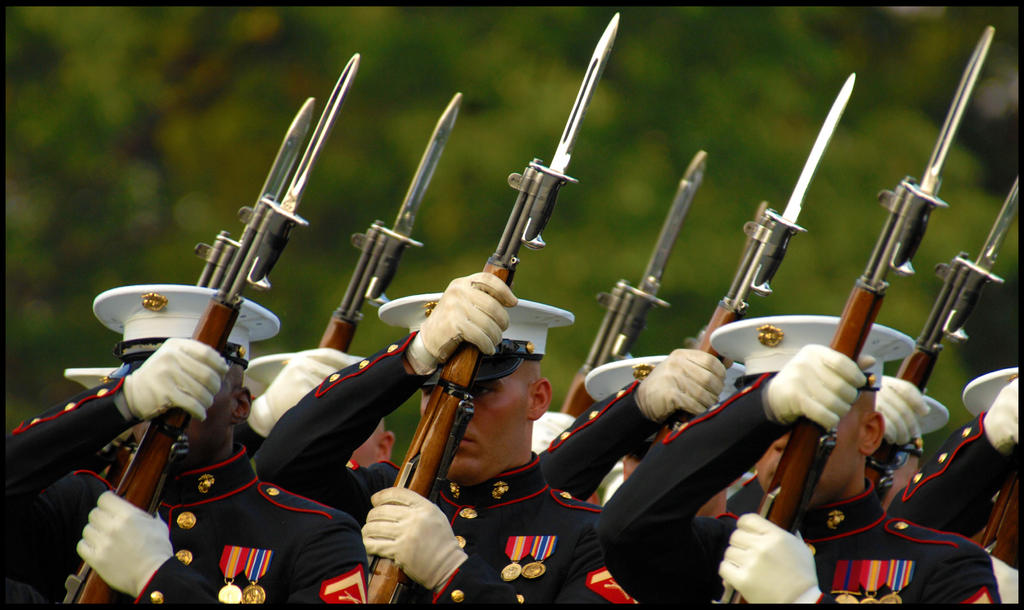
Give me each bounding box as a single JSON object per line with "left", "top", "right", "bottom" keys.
{"left": 653, "top": 74, "right": 855, "bottom": 445}
{"left": 560, "top": 150, "right": 705, "bottom": 417}
{"left": 981, "top": 470, "right": 1018, "bottom": 567}
{"left": 366, "top": 14, "right": 619, "bottom": 603}
{"left": 722, "top": 26, "right": 995, "bottom": 604}
{"left": 869, "top": 177, "right": 1017, "bottom": 494}
{"left": 65, "top": 55, "right": 360, "bottom": 603}
{"left": 319, "top": 93, "right": 462, "bottom": 352}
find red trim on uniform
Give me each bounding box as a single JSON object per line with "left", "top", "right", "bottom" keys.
{"left": 160, "top": 477, "right": 258, "bottom": 511}
{"left": 805, "top": 513, "right": 885, "bottom": 543}
{"left": 381, "top": 460, "right": 399, "bottom": 469}
{"left": 494, "top": 455, "right": 540, "bottom": 478}
{"left": 12, "top": 378, "right": 126, "bottom": 435}
{"left": 883, "top": 519, "right": 962, "bottom": 548}
{"left": 431, "top": 568, "right": 460, "bottom": 604}
{"left": 961, "top": 586, "right": 994, "bottom": 603}
{"left": 437, "top": 494, "right": 469, "bottom": 527}
{"left": 900, "top": 416, "right": 985, "bottom": 503}
{"left": 486, "top": 485, "right": 548, "bottom": 509}
{"left": 718, "top": 511, "right": 740, "bottom": 520}
{"left": 547, "top": 382, "right": 637, "bottom": 452}
{"left": 315, "top": 333, "right": 416, "bottom": 397}
{"left": 134, "top": 571, "right": 160, "bottom": 604}
{"left": 257, "top": 484, "right": 336, "bottom": 519}
{"left": 550, "top": 489, "right": 601, "bottom": 513}
{"left": 175, "top": 448, "right": 246, "bottom": 478}
{"left": 70, "top": 469, "right": 115, "bottom": 491}
{"left": 664, "top": 373, "right": 771, "bottom": 444}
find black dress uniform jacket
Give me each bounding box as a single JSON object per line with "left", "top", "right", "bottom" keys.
{"left": 255, "top": 332, "right": 634, "bottom": 603}
{"left": 888, "top": 413, "right": 1016, "bottom": 537}
{"left": 597, "top": 374, "right": 1001, "bottom": 604}
{"left": 6, "top": 379, "right": 368, "bottom": 604}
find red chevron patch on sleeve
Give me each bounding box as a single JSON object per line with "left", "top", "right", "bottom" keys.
{"left": 319, "top": 565, "right": 366, "bottom": 604}
{"left": 587, "top": 567, "right": 638, "bottom": 604}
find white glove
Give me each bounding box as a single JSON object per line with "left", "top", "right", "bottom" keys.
{"left": 719, "top": 514, "right": 821, "bottom": 603}
{"left": 876, "top": 376, "right": 929, "bottom": 445}
{"left": 118, "top": 337, "right": 228, "bottom": 421}
{"left": 984, "top": 378, "right": 1018, "bottom": 456}
{"left": 406, "top": 273, "right": 518, "bottom": 375}
{"left": 763, "top": 345, "right": 866, "bottom": 429}
{"left": 76, "top": 491, "right": 173, "bottom": 597}
{"left": 248, "top": 348, "right": 357, "bottom": 437}
{"left": 636, "top": 349, "right": 728, "bottom": 422}
{"left": 362, "top": 487, "right": 468, "bottom": 592}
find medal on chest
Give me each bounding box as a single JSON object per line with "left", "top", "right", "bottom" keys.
{"left": 219, "top": 546, "right": 250, "bottom": 603}
{"left": 241, "top": 548, "right": 273, "bottom": 603}
{"left": 831, "top": 559, "right": 915, "bottom": 603}
{"left": 501, "top": 536, "right": 557, "bottom": 581}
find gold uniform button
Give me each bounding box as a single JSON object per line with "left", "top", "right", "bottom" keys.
{"left": 588, "top": 411, "right": 599, "bottom": 420}
{"left": 456, "top": 535, "right": 467, "bottom": 549}
{"left": 176, "top": 511, "right": 196, "bottom": 529}
{"left": 175, "top": 549, "right": 193, "bottom": 565}
{"left": 806, "top": 543, "right": 815, "bottom": 556}
{"left": 459, "top": 508, "right": 478, "bottom": 519}
{"left": 937, "top": 452, "right": 948, "bottom": 464}
{"left": 560, "top": 491, "right": 573, "bottom": 499}
{"left": 64, "top": 402, "right": 76, "bottom": 411}
{"left": 912, "top": 473, "right": 922, "bottom": 483}
{"left": 894, "top": 521, "right": 909, "bottom": 530}
{"left": 96, "top": 388, "right": 110, "bottom": 397}
{"left": 516, "top": 594, "right": 525, "bottom": 603}
{"left": 266, "top": 487, "right": 281, "bottom": 496}
{"left": 358, "top": 360, "right": 369, "bottom": 369}
{"left": 150, "top": 591, "right": 165, "bottom": 604}
{"left": 387, "top": 344, "right": 398, "bottom": 353}
{"left": 962, "top": 427, "right": 972, "bottom": 438}
{"left": 328, "top": 373, "right": 340, "bottom": 382}
{"left": 451, "top": 590, "right": 465, "bottom": 603}
{"left": 559, "top": 431, "right": 570, "bottom": 441}
{"left": 616, "top": 390, "right": 625, "bottom": 398}
{"left": 30, "top": 418, "right": 41, "bottom": 425}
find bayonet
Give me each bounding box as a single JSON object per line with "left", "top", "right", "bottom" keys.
{"left": 194, "top": 99, "right": 314, "bottom": 289}
{"left": 320, "top": 93, "right": 462, "bottom": 351}
{"left": 549, "top": 13, "right": 619, "bottom": 174}
{"left": 243, "top": 54, "right": 361, "bottom": 292}
{"left": 640, "top": 150, "right": 706, "bottom": 295}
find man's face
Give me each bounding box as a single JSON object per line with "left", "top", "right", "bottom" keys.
{"left": 754, "top": 390, "right": 882, "bottom": 507}
{"left": 422, "top": 361, "right": 550, "bottom": 487}
{"left": 177, "top": 363, "right": 248, "bottom": 471}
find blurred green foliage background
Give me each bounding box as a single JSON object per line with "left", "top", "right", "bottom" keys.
{"left": 6, "top": 7, "right": 1017, "bottom": 462}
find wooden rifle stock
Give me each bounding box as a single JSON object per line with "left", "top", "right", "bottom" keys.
{"left": 560, "top": 370, "right": 594, "bottom": 417}
{"left": 73, "top": 300, "right": 239, "bottom": 603}
{"left": 981, "top": 471, "right": 1018, "bottom": 567}
{"left": 319, "top": 316, "right": 356, "bottom": 352}
{"left": 368, "top": 264, "right": 510, "bottom": 603}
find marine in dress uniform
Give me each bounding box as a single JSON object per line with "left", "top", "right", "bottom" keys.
{"left": 5, "top": 284, "right": 368, "bottom": 604}
{"left": 597, "top": 315, "right": 1001, "bottom": 603}
{"left": 888, "top": 367, "right": 1018, "bottom": 602}
{"left": 255, "top": 272, "right": 636, "bottom": 603}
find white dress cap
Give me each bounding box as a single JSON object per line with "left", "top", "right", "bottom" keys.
{"left": 962, "top": 367, "right": 1018, "bottom": 417}
{"left": 245, "top": 350, "right": 364, "bottom": 397}
{"left": 63, "top": 367, "right": 121, "bottom": 389}
{"left": 709, "top": 315, "right": 913, "bottom": 380}
{"left": 584, "top": 355, "right": 746, "bottom": 404}
{"left": 92, "top": 284, "right": 280, "bottom": 359}
{"left": 378, "top": 292, "right": 573, "bottom": 356}
{"left": 919, "top": 395, "right": 950, "bottom": 435}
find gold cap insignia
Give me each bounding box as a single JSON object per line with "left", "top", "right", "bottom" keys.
{"left": 632, "top": 363, "right": 655, "bottom": 380}
{"left": 826, "top": 509, "right": 845, "bottom": 530}
{"left": 197, "top": 474, "right": 215, "bottom": 494}
{"left": 141, "top": 292, "right": 168, "bottom": 312}
{"left": 525, "top": 341, "right": 535, "bottom": 354}
{"left": 423, "top": 300, "right": 439, "bottom": 317}
{"left": 492, "top": 481, "right": 509, "bottom": 499}
{"left": 757, "top": 324, "right": 784, "bottom": 347}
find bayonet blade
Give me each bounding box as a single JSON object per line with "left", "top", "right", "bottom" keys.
{"left": 393, "top": 92, "right": 462, "bottom": 237}
{"left": 639, "top": 150, "right": 706, "bottom": 293}
{"left": 919, "top": 26, "right": 994, "bottom": 196}
{"left": 782, "top": 73, "right": 855, "bottom": 223}
{"left": 549, "top": 12, "right": 619, "bottom": 174}
{"left": 281, "top": 53, "right": 361, "bottom": 213}
{"left": 976, "top": 177, "right": 1018, "bottom": 272}
{"left": 259, "top": 97, "right": 315, "bottom": 203}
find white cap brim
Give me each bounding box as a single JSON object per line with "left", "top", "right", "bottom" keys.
{"left": 962, "top": 367, "right": 1018, "bottom": 417}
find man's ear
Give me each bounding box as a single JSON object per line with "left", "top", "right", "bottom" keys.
{"left": 526, "top": 377, "right": 553, "bottom": 421}
{"left": 230, "top": 386, "right": 252, "bottom": 425}
{"left": 858, "top": 403, "right": 885, "bottom": 457}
